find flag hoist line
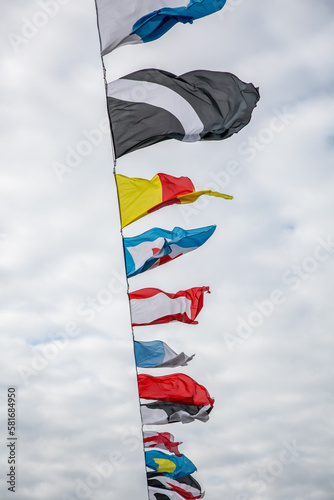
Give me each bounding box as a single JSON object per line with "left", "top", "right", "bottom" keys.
{"left": 91, "top": 0, "right": 237, "bottom": 498}
{"left": 96, "top": 40, "right": 208, "bottom": 500}
{"left": 93, "top": 4, "right": 150, "bottom": 496}
{"left": 91, "top": 0, "right": 262, "bottom": 496}
{"left": 93, "top": 27, "right": 214, "bottom": 500}
{"left": 106, "top": 72, "right": 151, "bottom": 494}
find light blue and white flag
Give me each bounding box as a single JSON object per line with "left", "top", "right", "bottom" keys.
{"left": 134, "top": 340, "right": 194, "bottom": 368}
{"left": 95, "top": 0, "right": 227, "bottom": 55}
{"left": 123, "top": 225, "right": 216, "bottom": 278}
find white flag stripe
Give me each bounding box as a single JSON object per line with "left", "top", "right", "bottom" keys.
{"left": 163, "top": 342, "right": 180, "bottom": 362}
{"left": 168, "top": 243, "right": 198, "bottom": 259}
{"left": 107, "top": 79, "right": 204, "bottom": 141}
{"left": 141, "top": 407, "right": 168, "bottom": 425}
{"left": 97, "top": 0, "right": 191, "bottom": 53}
{"left": 130, "top": 294, "right": 192, "bottom": 325}
{"left": 143, "top": 431, "right": 158, "bottom": 439}
{"left": 126, "top": 237, "right": 166, "bottom": 271}
{"left": 158, "top": 351, "right": 194, "bottom": 368}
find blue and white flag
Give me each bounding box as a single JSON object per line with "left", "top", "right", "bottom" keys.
{"left": 95, "top": 0, "right": 227, "bottom": 55}
{"left": 134, "top": 340, "right": 194, "bottom": 368}
{"left": 124, "top": 225, "right": 216, "bottom": 278}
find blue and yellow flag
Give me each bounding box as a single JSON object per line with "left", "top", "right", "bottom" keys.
{"left": 145, "top": 450, "right": 196, "bottom": 479}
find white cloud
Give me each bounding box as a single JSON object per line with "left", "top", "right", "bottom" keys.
{"left": 1, "top": 0, "right": 334, "bottom": 498}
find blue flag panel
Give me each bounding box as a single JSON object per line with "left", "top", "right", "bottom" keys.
{"left": 124, "top": 225, "right": 216, "bottom": 278}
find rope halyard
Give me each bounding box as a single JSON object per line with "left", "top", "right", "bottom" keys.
{"left": 94, "top": 4, "right": 149, "bottom": 495}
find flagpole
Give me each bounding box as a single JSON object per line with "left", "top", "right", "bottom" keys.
{"left": 93, "top": 4, "right": 150, "bottom": 498}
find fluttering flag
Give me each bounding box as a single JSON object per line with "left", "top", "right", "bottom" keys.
{"left": 135, "top": 340, "right": 194, "bottom": 368}
{"left": 129, "top": 287, "right": 210, "bottom": 326}
{"left": 148, "top": 472, "right": 204, "bottom": 500}
{"left": 95, "top": 0, "right": 227, "bottom": 55}
{"left": 124, "top": 225, "right": 216, "bottom": 278}
{"left": 138, "top": 373, "right": 215, "bottom": 406}
{"left": 107, "top": 69, "right": 259, "bottom": 157}
{"left": 143, "top": 432, "right": 183, "bottom": 457}
{"left": 149, "top": 487, "right": 189, "bottom": 500}
{"left": 141, "top": 401, "right": 212, "bottom": 425}
{"left": 116, "top": 173, "right": 232, "bottom": 228}
{"left": 146, "top": 450, "right": 196, "bottom": 479}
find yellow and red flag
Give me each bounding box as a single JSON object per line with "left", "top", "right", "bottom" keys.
{"left": 116, "top": 173, "right": 232, "bottom": 228}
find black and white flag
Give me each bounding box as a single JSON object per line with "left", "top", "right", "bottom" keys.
{"left": 147, "top": 472, "right": 204, "bottom": 499}
{"left": 107, "top": 69, "right": 260, "bottom": 158}
{"left": 148, "top": 488, "right": 190, "bottom": 500}
{"left": 148, "top": 488, "right": 185, "bottom": 500}
{"left": 140, "top": 401, "right": 212, "bottom": 425}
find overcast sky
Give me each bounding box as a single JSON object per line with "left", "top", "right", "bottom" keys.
{"left": 1, "top": 1, "right": 334, "bottom": 499}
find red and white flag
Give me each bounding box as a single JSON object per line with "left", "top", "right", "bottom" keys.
{"left": 129, "top": 287, "right": 210, "bottom": 326}
{"left": 143, "top": 431, "right": 183, "bottom": 456}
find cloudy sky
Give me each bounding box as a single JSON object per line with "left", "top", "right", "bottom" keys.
{"left": 1, "top": 0, "right": 334, "bottom": 499}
